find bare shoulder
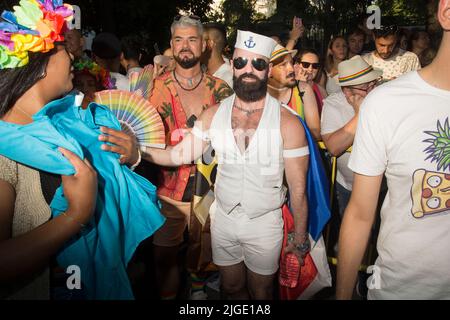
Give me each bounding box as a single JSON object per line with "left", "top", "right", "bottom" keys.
{"left": 280, "top": 107, "right": 307, "bottom": 148}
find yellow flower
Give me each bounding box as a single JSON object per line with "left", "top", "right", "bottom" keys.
{"left": 12, "top": 33, "right": 53, "bottom": 54}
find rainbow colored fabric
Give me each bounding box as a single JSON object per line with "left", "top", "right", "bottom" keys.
{"left": 0, "top": 0, "right": 73, "bottom": 69}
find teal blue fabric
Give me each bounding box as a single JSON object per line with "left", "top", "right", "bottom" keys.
{"left": 0, "top": 94, "right": 165, "bottom": 300}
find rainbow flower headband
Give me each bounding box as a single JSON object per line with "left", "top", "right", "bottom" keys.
{"left": 0, "top": 0, "right": 73, "bottom": 69}
{"left": 73, "top": 59, "right": 115, "bottom": 90}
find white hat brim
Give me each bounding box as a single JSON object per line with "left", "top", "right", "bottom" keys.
{"left": 338, "top": 69, "right": 383, "bottom": 87}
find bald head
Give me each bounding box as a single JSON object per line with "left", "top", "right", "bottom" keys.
{"left": 65, "top": 29, "right": 84, "bottom": 59}
{"left": 204, "top": 23, "right": 227, "bottom": 53}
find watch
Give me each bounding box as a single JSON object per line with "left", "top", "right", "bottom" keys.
{"left": 288, "top": 232, "right": 311, "bottom": 255}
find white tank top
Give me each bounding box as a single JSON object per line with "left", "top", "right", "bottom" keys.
{"left": 209, "top": 94, "right": 287, "bottom": 219}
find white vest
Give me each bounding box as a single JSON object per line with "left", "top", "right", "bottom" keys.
{"left": 209, "top": 94, "right": 287, "bottom": 219}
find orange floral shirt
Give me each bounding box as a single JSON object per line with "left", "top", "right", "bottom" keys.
{"left": 150, "top": 71, "right": 233, "bottom": 201}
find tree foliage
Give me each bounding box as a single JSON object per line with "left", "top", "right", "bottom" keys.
{"left": 69, "top": 0, "right": 213, "bottom": 55}
{"left": 0, "top": 0, "right": 434, "bottom": 55}
{"left": 206, "top": 0, "right": 262, "bottom": 44}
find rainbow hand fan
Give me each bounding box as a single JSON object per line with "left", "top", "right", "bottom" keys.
{"left": 129, "top": 64, "right": 155, "bottom": 100}
{"left": 94, "top": 90, "right": 165, "bottom": 149}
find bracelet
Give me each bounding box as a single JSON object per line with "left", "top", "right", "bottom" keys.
{"left": 287, "top": 232, "right": 308, "bottom": 243}
{"left": 62, "top": 212, "right": 86, "bottom": 228}
{"left": 129, "top": 147, "right": 142, "bottom": 171}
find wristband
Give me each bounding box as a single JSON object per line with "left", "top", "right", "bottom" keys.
{"left": 129, "top": 147, "right": 142, "bottom": 171}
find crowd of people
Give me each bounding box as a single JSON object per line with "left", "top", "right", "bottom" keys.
{"left": 0, "top": 0, "right": 449, "bottom": 301}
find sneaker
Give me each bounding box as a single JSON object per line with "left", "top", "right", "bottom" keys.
{"left": 189, "top": 290, "right": 208, "bottom": 300}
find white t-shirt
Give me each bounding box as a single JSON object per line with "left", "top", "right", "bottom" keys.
{"left": 213, "top": 62, "right": 233, "bottom": 88}
{"left": 326, "top": 74, "right": 342, "bottom": 95}
{"left": 126, "top": 66, "right": 143, "bottom": 78}
{"left": 363, "top": 49, "right": 421, "bottom": 81}
{"left": 349, "top": 71, "right": 450, "bottom": 300}
{"left": 110, "top": 72, "right": 130, "bottom": 91}
{"left": 321, "top": 92, "right": 355, "bottom": 191}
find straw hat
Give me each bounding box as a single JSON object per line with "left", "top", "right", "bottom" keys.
{"left": 338, "top": 55, "right": 382, "bottom": 86}
{"left": 270, "top": 44, "right": 298, "bottom": 63}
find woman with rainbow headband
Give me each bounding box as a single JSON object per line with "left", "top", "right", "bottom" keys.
{"left": 0, "top": 0, "right": 164, "bottom": 300}
{"left": 73, "top": 59, "right": 114, "bottom": 109}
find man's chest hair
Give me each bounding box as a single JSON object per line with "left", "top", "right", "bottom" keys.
{"left": 231, "top": 112, "right": 263, "bottom": 132}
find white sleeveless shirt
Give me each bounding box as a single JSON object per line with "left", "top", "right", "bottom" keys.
{"left": 208, "top": 94, "right": 287, "bottom": 219}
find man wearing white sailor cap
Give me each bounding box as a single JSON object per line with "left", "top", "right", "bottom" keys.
{"left": 143, "top": 30, "right": 311, "bottom": 299}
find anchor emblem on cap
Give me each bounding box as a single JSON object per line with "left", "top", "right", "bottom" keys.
{"left": 244, "top": 36, "right": 256, "bottom": 49}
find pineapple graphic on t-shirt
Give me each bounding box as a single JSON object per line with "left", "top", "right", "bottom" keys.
{"left": 411, "top": 118, "right": 450, "bottom": 219}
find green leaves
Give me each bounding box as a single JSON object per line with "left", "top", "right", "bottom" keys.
{"left": 160, "top": 102, "right": 174, "bottom": 124}
{"left": 424, "top": 118, "right": 450, "bottom": 171}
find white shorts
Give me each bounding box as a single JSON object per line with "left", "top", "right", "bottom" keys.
{"left": 210, "top": 202, "right": 284, "bottom": 276}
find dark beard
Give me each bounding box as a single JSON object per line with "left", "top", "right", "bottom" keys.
{"left": 286, "top": 72, "right": 297, "bottom": 88}
{"left": 174, "top": 54, "right": 200, "bottom": 69}
{"left": 286, "top": 79, "right": 297, "bottom": 89}
{"left": 233, "top": 72, "right": 269, "bottom": 102}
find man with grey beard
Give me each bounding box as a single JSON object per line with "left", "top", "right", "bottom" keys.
{"left": 142, "top": 30, "right": 311, "bottom": 300}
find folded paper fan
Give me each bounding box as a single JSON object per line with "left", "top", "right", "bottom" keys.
{"left": 94, "top": 90, "right": 165, "bottom": 149}
{"left": 128, "top": 64, "right": 155, "bottom": 100}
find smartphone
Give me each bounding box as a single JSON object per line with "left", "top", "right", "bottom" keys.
{"left": 186, "top": 115, "right": 198, "bottom": 129}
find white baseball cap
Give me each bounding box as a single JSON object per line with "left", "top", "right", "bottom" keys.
{"left": 234, "top": 30, "right": 277, "bottom": 59}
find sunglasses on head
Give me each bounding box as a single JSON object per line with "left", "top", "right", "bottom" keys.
{"left": 173, "top": 14, "right": 201, "bottom": 22}
{"left": 298, "top": 61, "right": 321, "bottom": 70}
{"left": 233, "top": 57, "right": 268, "bottom": 71}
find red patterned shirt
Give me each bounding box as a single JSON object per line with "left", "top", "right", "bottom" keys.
{"left": 150, "top": 71, "right": 233, "bottom": 201}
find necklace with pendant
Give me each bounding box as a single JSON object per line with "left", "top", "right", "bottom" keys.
{"left": 173, "top": 70, "right": 203, "bottom": 91}
{"left": 233, "top": 101, "right": 264, "bottom": 116}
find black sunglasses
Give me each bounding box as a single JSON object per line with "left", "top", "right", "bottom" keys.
{"left": 233, "top": 57, "right": 268, "bottom": 71}
{"left": 174, "top": 14, "right": 201, "bottom": 22}
{"left": 299, "top": 61, "right": 321, "bottom": 70}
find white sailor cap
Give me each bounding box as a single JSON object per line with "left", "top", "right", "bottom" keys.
{"left": 234, "top": 30, "right": 277, "bottom": 59}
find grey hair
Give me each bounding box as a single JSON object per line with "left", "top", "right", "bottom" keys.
{"left": 170, "top": 16, "right": 204, "bottom": 37}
